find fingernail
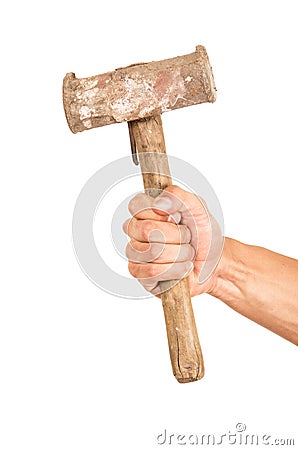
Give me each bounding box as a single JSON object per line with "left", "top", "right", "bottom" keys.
{"left": 153, "top": 196, "right": 172, "bottom": 212}
{"left": 186, "top": 261, "right": 194, "bottom": 274}
{"left": 168, "top": 212, "right": 181, "bottom": 224}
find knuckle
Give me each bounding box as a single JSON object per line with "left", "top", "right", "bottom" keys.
{"left": 128, "top": 193, "right": 150, "bottom": 215}
{"left": 128, "top": 199, "right": 136, "bottom": 215}
{"left": 126, "top": 217, "right": 135, "bottom": 237}
{"left": 128, "top": 261, "right": 158, "bottom": 280}
{"left": 125, "top": 243, "right": 131, "bottom": 260}
{"left": 128, "top": 195, "right": 141, "bottom": 215}
{"left": 125, "top": 242, "right": 135, "bottom": 261}
{"left": 138, "top": 280, "right": 152, "bottom": 293}
{"left": 128, "top": 262, "right": 139, "bottom": 278}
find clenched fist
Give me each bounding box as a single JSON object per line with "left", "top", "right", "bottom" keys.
{"left": 123, "top": 185, "right": 223, "bottom": 296}
{"left": 122, "top": 184, "right": 298, "bottom": 345}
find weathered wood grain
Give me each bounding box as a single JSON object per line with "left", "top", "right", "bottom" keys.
{"left": 129, "top": 116, "right": 204, "bottom": 383}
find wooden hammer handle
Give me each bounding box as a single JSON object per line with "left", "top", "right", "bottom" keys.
{"left": 129, "top": 116, "right": 204, "bottom": 383}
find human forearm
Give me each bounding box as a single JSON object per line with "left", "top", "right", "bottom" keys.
{"left": 210, "top": 238, "right": 298, "bottom": 344}
{"left": 124, "top": 187, "right": 298, "bottom": 345}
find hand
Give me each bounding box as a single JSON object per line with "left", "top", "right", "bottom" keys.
{"left": 123, "top": 185, "right": 223, "bottom": 296}
{"left": 122, "top": 185, "right": 298, "bottom": 344}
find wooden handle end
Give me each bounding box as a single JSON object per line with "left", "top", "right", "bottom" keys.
{"left": 160, "top": 278, "right": 205, "bottom": 383}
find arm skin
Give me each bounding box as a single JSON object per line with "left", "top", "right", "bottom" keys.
{"left": 123, "top": 185, "right": 298, "bottom": 345}
{"left": 212, "top": 238, "right": 298, "bottom": 345}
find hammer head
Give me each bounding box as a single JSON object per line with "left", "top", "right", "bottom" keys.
{"left": 63, "top": 46, "right": 216, "bottom": 133}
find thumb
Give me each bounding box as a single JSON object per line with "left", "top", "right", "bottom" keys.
{"left": 153, "top": 186, "right": 207, "bottom": 251}
{"left": 153, "top": 191, "right": 182, "bottom": 224}
{"left": 153, "top": 186, "right": 192, "bottom": 214}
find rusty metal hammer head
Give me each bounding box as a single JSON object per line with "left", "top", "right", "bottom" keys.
{"left": 62, "top": 45, "right": 216, "bottom": 134}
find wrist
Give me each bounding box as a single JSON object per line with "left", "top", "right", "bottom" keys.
{"left": 208, "top": 237, "right": 248, "bottom": 304}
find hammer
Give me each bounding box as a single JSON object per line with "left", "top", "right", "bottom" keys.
{"left": 63, "top": 45, "right": 216, "bottom": 383}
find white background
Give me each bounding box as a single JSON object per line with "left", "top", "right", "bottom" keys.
{"left": 1, "top": 1, "right": 297, "bottom": 449}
